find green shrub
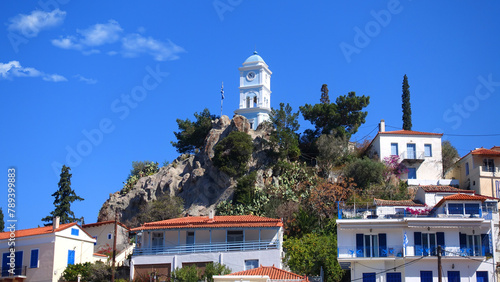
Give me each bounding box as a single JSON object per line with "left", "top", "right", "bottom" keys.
{"left": 213, "top": 131, "right": 253, "bottom": 177}
{"left": 344, "top": 157, "right": 385, "bottom": 189}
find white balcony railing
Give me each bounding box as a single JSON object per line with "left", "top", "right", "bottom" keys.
{"left": 133, "top": 240, "right": 279, "bottom": 256}
{"left": 400, "top": 151, "right": 425, "bottom": 160}
{"left": 338, "top": 245, "right": 491, "bottom": 259}
{"left": 480, "top": 166, "right": 500, "bottom": 174}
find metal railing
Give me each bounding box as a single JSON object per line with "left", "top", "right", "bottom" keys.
{"left": 133, "top": 240, "right": 279, "bottom": 256}
{"left": 338, "top": 246, "right": 491, "bottom": 258}
{"left": 338, "top": 209, "right": 494, "bottom": 220}
{"left": 338, "top": 245, "right": 404, "bottom": 258}
{"left": 480, "top": 166, "right": 500, "bottom": 173}
{"left": 400, "top": 151, "right": 425, "bottom": 160}
{"left": 1, "top": 266, "right": 27, "bottom": 277}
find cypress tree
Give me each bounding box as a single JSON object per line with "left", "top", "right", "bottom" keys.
{"left": 42, "top": 165, "right": 84, "bottom": 224}
{"left": 402, "top": 74, "right": 412, "bottom": 130}
{"left": 0, "top": 208, "right": 4, "bottom": 232}
{"left": 320, "top": 84, "right": 330, "bottom": 104}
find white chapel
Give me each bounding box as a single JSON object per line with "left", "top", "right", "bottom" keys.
{"left": 234, "top": 51, "right": 272, "bottom": 130}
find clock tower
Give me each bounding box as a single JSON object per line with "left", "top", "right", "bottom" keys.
{"left": 234, "top": 51, "right": 272, "bottom": 130}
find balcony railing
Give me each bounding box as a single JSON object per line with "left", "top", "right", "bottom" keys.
{"left": 338, "top": 246, "right": 491, "bottom": 258}
{"left": 133, "top": 240, "right": 279, "bottom": 256}
{"left": 338, "top": 208, "right": 495, "bottom": 220}
{"left": 1, "top": 266, "right": 27, "bottom": 277}
{"left": 400, "top": 151, "right": 425, "bottom": 160}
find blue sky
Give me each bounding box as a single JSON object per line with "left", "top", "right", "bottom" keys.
{"left": 1, "top": 1, "right": 499, "bottom": 229}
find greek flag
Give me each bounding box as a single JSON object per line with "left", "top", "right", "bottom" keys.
{"left": 221, "top": 82, "right": 224, "bottom": 100}
{"left": 404, "top": 232, "right": 408, "bottom": 247}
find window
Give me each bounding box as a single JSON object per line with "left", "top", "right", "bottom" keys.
{"left": 448, "top": 203, "right": 464, "bottom": 214}
{"left": 30, "top": 249, "right": 39, "bottom": 268}
{"left": 67, "top": 250, "right": 75, "bottom": 265}
{"left": 152, "top": 232, "right": 164, "bottom": 247}
{"left": 465, "top": 203, "right": 480, "bottom": 216}
{"left": 244, "top": 259, "right": 259, "bottom": 270}
{"left": 387, "top": 272, "right": 401, "bottom": 282}
{"left": 186, "top": 231, "right": 195, "bottom": 245}
{"left": 363, "top": 273, "right": 376, "bottom": 282}
{"left": 71, "top": 228, "right": 79, "bottom": 236}
{"left": 447, "top": 271, "right": 460, "bottom": 282}
{"left": 477, "top": 271, "right": 489, "bottom": 282}
{"left": 246, "top": 97, "right": 251, "bottom": 108}
{"left": 227, "top": 230, "right": 243, "bottom": 242}
{"left": 483, "top": 159, "right": 495, "bottom": 172}
{"left": 2, "top": 251, "right": 23, "bottom": 276}
{"left": 408, "top": 168, "right": 417, "bottom": 179}
{"left": 424, "top": 144, "right": 432, "bottom": 157}
{"left": 414, "top": 232, "right": 445, "bottom": 256}
{"left": 107, "top": 233, "right": 112, "bottom": 240}
{"left": 356, "top": 233, "right": 386, "bottom": 257}
{"left": 391, "top": 143, "right": 398, "bottom": 156}
{"left": 465, "top": 162, "right": 469, "bottom": 175}
{"left": 93, "top": 236, "right": 97, "bottom": 245}
{"left": 420, "top": 271, "right": 432, "bottom": 282}
{"left": 459, "top": 233, "right": 490, "bottom": 256}
{"left": 407, "top": 144, "right": 416, "bottom": 159}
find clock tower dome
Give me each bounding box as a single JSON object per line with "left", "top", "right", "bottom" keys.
{"left": 234, "top": 51, "right": 272, "bottom": 130}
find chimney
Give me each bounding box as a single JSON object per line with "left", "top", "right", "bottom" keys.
{"left": 53, "top": 216, "right": 60, "bottom": 231}
{"left": 379, "top": 119, "right": 385, "bottom": 132}
{"left": 209, "top": 210, "right": 214, "bottom": 220}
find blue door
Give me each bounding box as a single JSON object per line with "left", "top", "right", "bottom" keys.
{"left": 363, "top": 273, "right": 376, "bottom": 282}
{"left": 408, "top": 168, "right": 417, "bottom": 179}
{"left": 2, "top": 252, "right": 23, "bottom": 276}
{"left": 420, "top": 271, "right": 432, "bottom": 282}
{"left": 67, "top": 250, "right": 75, "bottom": 265}
{"left": 448, "top": 271, "right": 460, "bottom": 282}
{"left": 477, "top": 271, "right": 488, "bottom": 282}
{"left": 387, "top": 272, "right": 401, "bottom": 282}
{"left": 407, "top": 144, "right": 416, "bottom": 159}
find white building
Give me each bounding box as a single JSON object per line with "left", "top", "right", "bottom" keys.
{"left": 337, "top": 186, "right": 499, "bottom": 282}
{"left": 446, "top": 147, "right": 500, "bottom": 198}
{"left": 366, "top": 120, "right": 457, "bottom": 186}
{"left": 82, "top": 220, "right": 134, "bottom": 266}
{"left": 234, "top": 51, "right": 272, "bottom": 130}
{"left": 0, "top": 218, "right": 95, "bottom": 282}
{"left": 130, "top": 214, "right": 283, "bottom": 280}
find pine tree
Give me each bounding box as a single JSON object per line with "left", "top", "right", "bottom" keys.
{"left": 0, "top": 208, "right": 4, "bottom": 232}
{"left": 42, "top": 165, "right": 84, "bottom": 224}
{"left": 320, "top": 84, "right": 330, "bottom": 104}
{"left": 402, "top": 74, "right": 412, "bottom": 130}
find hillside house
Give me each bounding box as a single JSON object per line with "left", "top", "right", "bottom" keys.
{"left": 0, "top": 217, "right": 95, "bottom": 282}
{"left": 129, "top": 214, "right": 283, "bottom": 280}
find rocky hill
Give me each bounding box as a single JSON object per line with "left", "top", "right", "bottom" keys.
{"left": 98, "top": 115, "right": 274, "bottom": 224}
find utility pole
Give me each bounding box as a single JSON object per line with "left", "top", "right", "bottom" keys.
{"left": 437, "top": 245, "right": 442, "bottom": 282}
{"left": 111, "top": 209, "right": 118, "bottom": 282}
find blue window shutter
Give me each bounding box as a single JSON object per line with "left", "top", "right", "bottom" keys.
{"left": 2, "top": 253, "right": 9, "bottom": 277}
{"left": 436, "top": 232, "right": 445, "bottom": 255}
{"left": 356, "top": 234, "right": 364, "bottom": 257}
{"left": 481, "top": 234, "right": 491, "bottom": 256}
{"left": 379, "top": 233, "right": 387, "bottom": 257}
{"left": 387, "top": 272, "right": 401, "bottom": 282}
{"left": 67, "top": 250, "right": 75, "bottom": 265}
{"left": 71, "top": 228, "right": 79, "bottom": 236}
{"left": 459, "top": 233, "right": 467, "bottom": 249}
{"left": 30, "top": 249, "right": 39, "bottom": 268}
{"left": 420, "top": 271, "right": 433, "bottom": 282}
{"left": 14, "top": 251, "right": 23, "bottom": 275}
{"left": 477, "top": 271, "right": 489, "bottom": 282}
{"left": 447, "top": 271, "right": 460, "bottom": 282}
{"left": 363, "top": 273, "right": 376, "bottom": 282}
{"left": 414, "top": 232, "right": 422, "bottom": 255}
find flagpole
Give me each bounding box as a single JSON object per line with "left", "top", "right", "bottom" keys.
{"left": 221, "top": 81, "right": 224, "bottom": 117}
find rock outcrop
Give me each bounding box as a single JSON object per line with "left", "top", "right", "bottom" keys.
{"left": 98, "top": 115, "right": 273, "bottom": 224}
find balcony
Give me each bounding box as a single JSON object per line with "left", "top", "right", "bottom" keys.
{"left": 400, "top": 151, "right": 425, "bottom": 165}
{"left": 0, "top": 266, "right": 27, "bottom": 278}
{"left": 133, "top": 240, "right": 279, "bottom": 256}
{"left": 479, "top": 165, "right": 500, "bottom": 177}
{"left": 338, "top": 208, "right": 495, "bottom": 220}
{"left": 338, "top": 245, "right": 491, "bottom": 259}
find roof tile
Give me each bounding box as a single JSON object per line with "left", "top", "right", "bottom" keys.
{"left": 229, "top": 266, "right": 308, "bottom": 281}
{"left": 379, "top": 130, "right": 443, "bottom": 136}
{"left": 420, "top": 185, "right": 474, "bottom": 194}
{"left": 0, "top": 222, "right": 79, "bottom": 240}
{"left": 374, "top": 199, "right": 424, "bottom": 207}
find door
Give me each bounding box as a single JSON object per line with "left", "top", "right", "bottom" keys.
{"left": 407, "top": 144, "right": 416, "bottom": 159}
{"left": 447, "top": 271, "right": 460, "bottom": 282}
{"left": 477, "top": 271, "right": 488, "bottom": 282}
{"left": 408, "top": 168, "right": 416, "bottom": 179}
{"left": 387, "top": 272, "right": 401, "bottom": 282}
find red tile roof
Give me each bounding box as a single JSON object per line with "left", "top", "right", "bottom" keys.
{"left": 379, "top": 130, "right": 443, "bottom": 136}
{"left": 131, "top": 215, "right": 283, "bottom": 232}
{"left": 0, "top": 222, "right": 85, "bottom": 240}
{"left": 434, "top": 193, "right": 487, "bottom": 208}
{"left": 420, "top": 185, "right": 474, "bottom": 194}
{"left": 374, "top": 199, "right": 425, "bottom": 207}
{"left": 93, "top": 253, "right": 108, "bottom": 257}
{"left": 470, "top": 148, "right": 500, "bottom": 157}
{"left": 83, "top": 220, "right": 130, "bottom": 230}
{"left": 229, "top": 266, "right": 308, "bottom": 281}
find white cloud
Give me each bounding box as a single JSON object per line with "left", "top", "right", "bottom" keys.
{"left": 8, "top": 9, "right": 66, "bottom": 38}
{"left": 52, "top": 20, "right": 122, "bottom": 52}
{"left": 0, "top": 61, "right": 67, "bottom": 82}
{"left": 121, "top": 34, "right": 185, "bottom": 61}
{"left": 52, "top": 20, "right": 185, "bottom": 61}
{"left": 74, "top": 74, "right": 97, "bottom": 84}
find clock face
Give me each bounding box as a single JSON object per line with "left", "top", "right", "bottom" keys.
{"left": 246, "top": 71, "right": 256, "bottom": 81}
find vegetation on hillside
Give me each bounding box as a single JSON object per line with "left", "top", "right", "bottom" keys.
{"left": 121, "top": 161, "right": 159, "bottom": 195}
{"left": 213, "top": 131, "right": 253, "bottom": 177}
{"left": 171, "top": 108, "right": 218, "bottom": 154}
